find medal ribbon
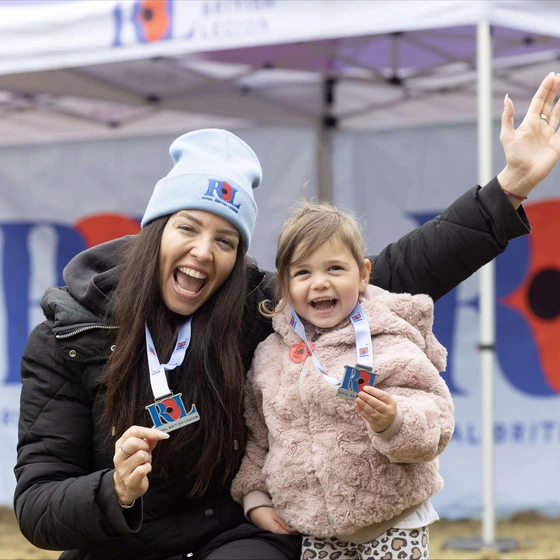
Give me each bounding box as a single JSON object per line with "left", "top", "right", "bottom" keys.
{"left": 289, "top": 301, "right": 373, "bottom": 387}
{"left": 145, "top": 318, "right": 192, "bottom": 401}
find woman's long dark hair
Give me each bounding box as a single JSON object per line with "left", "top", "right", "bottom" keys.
{"left": 101, "top": 216, "right": 248, "bottom": 497}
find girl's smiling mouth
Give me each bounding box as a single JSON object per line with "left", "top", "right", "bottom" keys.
{"left": 310, "top": 297, "right": 337, "bottom": 311}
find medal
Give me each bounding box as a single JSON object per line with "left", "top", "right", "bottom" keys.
{"left": 145, "top": 393, "right": 200, "bottom": 433}
{"left": 336, "top": 364, "right": 378, "bottom": 400}
{"left": 289, "top": 301, "right": 377, "bottom": 397}
{"left": 145, "top": 320, "right": 200, "bottom": 431}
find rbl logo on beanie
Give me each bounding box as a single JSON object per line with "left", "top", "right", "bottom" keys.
{"left": 203, "top": 179, "right": 241, "bottom": 214}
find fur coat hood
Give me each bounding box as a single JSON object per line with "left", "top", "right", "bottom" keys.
{"left": 231, "top": 285, "right": 454, "bottom": 539}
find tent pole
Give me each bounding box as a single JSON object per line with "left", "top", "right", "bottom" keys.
{"left": 477, "top": 20, "right": 496, "bottom": 547}
{"left": 317, "top": 122, "right": 332, "bottom": 201}
{"left": 317, "top": 77, "right": 336, "bottom": 201}
{"left": 444, "top": 31, "right": 520, "bottom": 552}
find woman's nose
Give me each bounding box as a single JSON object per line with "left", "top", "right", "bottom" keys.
{"left": 189, "top": 237, "right": 213, "bottom": 261}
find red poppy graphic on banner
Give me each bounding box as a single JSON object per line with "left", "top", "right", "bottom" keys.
{"left": 133, "top": 0, "right": 172, "bottom": 43}
{"left": 500, "top": 200, "right": 560, "bottom": 394}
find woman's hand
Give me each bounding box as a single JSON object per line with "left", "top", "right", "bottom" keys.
{"left": 355, "top": 386, "right": 397, "bottom": 433}
{"left": 249, "top": 506, "right": 298, "bottom": 535}
{"left": 113, "top": 426, "right": 169, "bottom": 507}
{"left": 497, "top": 72, "right": 560, "bottom": 205}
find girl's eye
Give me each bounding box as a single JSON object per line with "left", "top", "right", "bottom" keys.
{"left": 294, "top": 269, "right": 309, "bottom": 277}
{"left": 330, "top": 265, "right": 343, "bottom": 271}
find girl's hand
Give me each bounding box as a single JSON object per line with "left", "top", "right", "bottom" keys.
{"left": 249, "top": 506, "right": 298, "bottom": 535}
{"left": 355, "top": 386, "right": 397, "bottom": 433}
{"left": 113, "top": 426, "right": 169, "bottom": 506}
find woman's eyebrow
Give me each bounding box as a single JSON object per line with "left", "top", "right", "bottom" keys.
{"left": 175, "top": 212, "right": 239, "bottom": 238}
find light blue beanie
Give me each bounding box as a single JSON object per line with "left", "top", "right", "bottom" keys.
{"left": 141, "top": 129, "right": 261, "bottom": 248}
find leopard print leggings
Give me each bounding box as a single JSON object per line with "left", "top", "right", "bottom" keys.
{"left": 301, "top": 526, "right": 429, "bottom": 559}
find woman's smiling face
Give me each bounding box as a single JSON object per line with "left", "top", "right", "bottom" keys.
{"left": 158, "top": 210, "right": 240, "bottom": 316}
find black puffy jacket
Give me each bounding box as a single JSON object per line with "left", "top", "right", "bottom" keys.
{"left": 14, "top": 180, "right": 529, "bottom": 559}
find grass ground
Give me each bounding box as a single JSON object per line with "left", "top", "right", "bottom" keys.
{"left": 1, "top": 507, "right": 559, "bottom": 559}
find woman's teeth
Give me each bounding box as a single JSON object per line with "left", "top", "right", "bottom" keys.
{"left": 175, "top": 267, "right": 207, "bottom": 294}
{"left": 178, "top": 267, "right": 207, "bottom": 280}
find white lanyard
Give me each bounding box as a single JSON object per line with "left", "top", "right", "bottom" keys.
{"left": 289, "top": 301, "right": 373, "bottom": 387}
{"left": 145, "top": 318, "right": 192, "bottom": 401}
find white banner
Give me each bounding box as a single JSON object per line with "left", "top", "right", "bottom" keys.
{"left": 0, "top": 0, "right": 485, "bottom": 75}
{"left": 333, "top": 125, "right": 560, "bottom": 519}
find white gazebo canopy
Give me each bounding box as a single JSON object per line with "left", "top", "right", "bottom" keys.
{"left": 0, "top": 0, "right": 559, "bottom": 146}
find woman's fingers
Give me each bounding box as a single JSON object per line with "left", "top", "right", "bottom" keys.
{"left": 120, "top": 449, "right": 152, "bottom": 470}
{"left": 118, "top": 437, "right": 149, "bottom": 458}
{"left": 548, "top": 82, "right": 560, "bottom": 131}
{"left": 113, "top": 450, "right": 153, "bottom": 505}
{"left": 112, "top": 426, "right": 169, "bottom": 504}
{"left": 500, "top": 94, "right": 515, "bottom": 143}
{"left": 126, "top": 460, "right": 152, "bottom": 486}
{"left": 115, "top": 426, "right": 169, "bottom": 459}
{"left": 526, "top": 72, "right": 557, "bottom": 118}
{"left": 541, "top": 73, "right": 560, "bottom": 118}
{"left": 119, "top": 425, "right": 170, "bottom": 445}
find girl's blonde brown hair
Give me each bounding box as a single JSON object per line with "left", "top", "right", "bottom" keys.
{"left": 260, "top": 200, "right": 367, "bottom": 317}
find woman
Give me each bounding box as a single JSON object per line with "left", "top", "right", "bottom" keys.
{"left": 14, "top": 74, "right": 560, "bottom": 560}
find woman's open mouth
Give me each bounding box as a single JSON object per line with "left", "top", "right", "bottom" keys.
{"left": 174, "top": 266, "right": 208, "bottom": 295}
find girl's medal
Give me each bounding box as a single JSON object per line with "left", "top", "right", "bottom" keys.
{"left": 337, "top": 364, "right": 377, "bottom": 400}
{"left": 289, "top": 302, "right": 377, "bottom": 399}
{"left": 337, "top": 304, "right": 377, "bottom": 399}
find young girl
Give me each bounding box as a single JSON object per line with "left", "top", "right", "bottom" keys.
{"left": 231, "top": 201, "right": 454, "bottom": 560}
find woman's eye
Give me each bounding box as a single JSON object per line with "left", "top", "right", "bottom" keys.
{"left": 218, "top": 238, "right": 235, "bottom": 249}
{"left": 179, "top": 225, "right": 195, "bottom": 233}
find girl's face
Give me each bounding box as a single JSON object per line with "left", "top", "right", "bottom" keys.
{"left": 159, "top": 210, "right": 240, "bottom": 316}
{"left": 288, "top": 237, "right": 371, "bottom": 329}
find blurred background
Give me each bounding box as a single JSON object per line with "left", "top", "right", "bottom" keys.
{"left": 1, "top": 0, "right": 559, "bottom": 557}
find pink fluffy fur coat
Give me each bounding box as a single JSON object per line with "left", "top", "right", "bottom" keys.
{"left": 231, "top": 285, "right": 454, "bottom": 538}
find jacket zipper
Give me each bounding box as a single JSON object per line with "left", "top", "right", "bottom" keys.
{"left": 246, "top": 271, "right": 267, "bottom": 299}
{"left": 297, "top": 337, "right": 337, "bottom": 530}
{"left": 55, "top": 325, "right": 119, "bottom": 339}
